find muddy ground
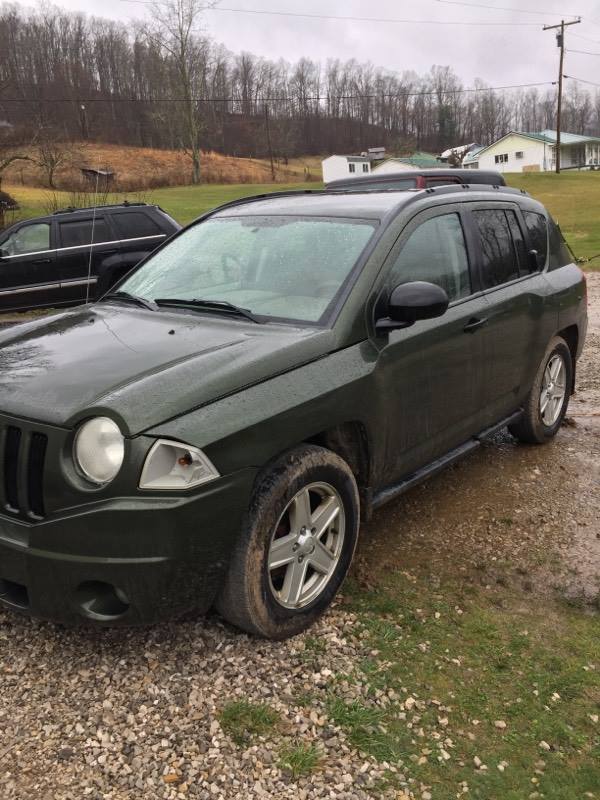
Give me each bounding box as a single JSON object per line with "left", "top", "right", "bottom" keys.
{"left": 355, "top": 272, "right": 600, "bottom": 606}
{"left": 0, "top": 275, "right": 598, "bottom": 799}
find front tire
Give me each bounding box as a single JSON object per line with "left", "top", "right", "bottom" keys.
{"left": 215, "top": 445, "right": 360, "bottom": 639}
{"left": 509, "top": 336, "right": 572, "bottom": 444}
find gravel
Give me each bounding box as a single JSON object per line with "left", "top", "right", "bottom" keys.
{"left": 0, "top": 273, "right": 598, "bottom": 799}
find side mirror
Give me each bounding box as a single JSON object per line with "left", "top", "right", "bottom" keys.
{"left": 376, "top": 281, "right": 449, "bottom": 332}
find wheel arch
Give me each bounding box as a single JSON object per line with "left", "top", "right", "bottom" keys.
{"left": 556, "top": 324, "right": 579, "bottom": 394}
{"left": 304, "top": 421, "right": 372, "bottom": 519}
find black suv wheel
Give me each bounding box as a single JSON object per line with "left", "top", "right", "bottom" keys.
{"left": 216, "top": 444, "right": 360, "bottom": 639}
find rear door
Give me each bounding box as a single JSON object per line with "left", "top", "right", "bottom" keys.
{"left": 0, "top": 221, "right": 59, "bottom": 311}
{"left": 56, "top": 215, "right": 120, "bottom": 303}
{"left": 466, "top": 204, "right": 555, "bottom": 424}
{"left": 110, "top": 210, "right": 169, "bottom": 272}
{"left": 373, "top": 206, "right": 489, "bottom": 481}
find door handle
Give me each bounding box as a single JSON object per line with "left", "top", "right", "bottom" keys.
{"left": 32, "top": 258, "right": 52, "bottom": 264}
{"left": 463, "top": 317, "right": 488, "bottom": 333}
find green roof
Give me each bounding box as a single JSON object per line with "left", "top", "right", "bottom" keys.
{"left": 394, "top": 151, "right": 440, "bottom": 168}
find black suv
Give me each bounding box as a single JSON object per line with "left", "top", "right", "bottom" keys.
{"left": 0, "top": 203, "right": 180, "bottom": 312}
{"left": 326, "top": 168, "right": 506, "bottom": 192}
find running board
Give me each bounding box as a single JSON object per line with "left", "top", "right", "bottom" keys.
{"left": 371, "top": 410, "right": 524, "bottom": 511}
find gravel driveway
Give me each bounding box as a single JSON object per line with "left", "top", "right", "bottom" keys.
{"left": 0, "top": 274, "right": 599, "bottom": 800}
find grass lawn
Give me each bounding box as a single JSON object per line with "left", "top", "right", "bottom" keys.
{"left": 4, "top": 171, "right": 600, "bottom": 266}
{"left": 327, "top": 574, "right": 600, "bottom": 798}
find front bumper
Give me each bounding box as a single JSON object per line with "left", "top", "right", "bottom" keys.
{"left": 0, "top": 468, "right": 256, "bottom": 625}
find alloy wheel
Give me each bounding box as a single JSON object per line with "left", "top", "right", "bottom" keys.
{"left": 267, "top": 482, "right": 345, "bottom": 609}
{"left": 540, "top": 353, "right": 567, "bottom": 427}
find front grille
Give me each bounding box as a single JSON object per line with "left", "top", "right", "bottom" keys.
{"left": 2, "top": 424, "right": 48, "bottom": 519}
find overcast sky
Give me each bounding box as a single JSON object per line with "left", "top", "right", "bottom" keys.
{"left": 12, "top": 0, "right": 600, "bottom": 91}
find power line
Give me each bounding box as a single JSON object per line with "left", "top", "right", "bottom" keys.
{"left": 567, "top": 48, "right": 600, "bottom": 55}
{"left": 0, "top": 80, "right": 558, "bottom": 104}
{"left": 118, "top": 1, "right": 542, "bottom": 26}
{"left": 564, "top": 73, "right": 600, "bottom": 88}
{"left": 435, "top": 0, "right": 579, "bottom": 20}
{"left": 209, "top": 7, "right": 543, "bottom": 26}
{"left": 570, "top": 31, "right": 600, "bottom": 44}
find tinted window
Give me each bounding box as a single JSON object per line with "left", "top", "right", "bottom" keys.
{"left": 424, "top": 177, "right": 461, "bottom": 187}
{"left": 111, "top": 212, "right": 162, "bottom": 239}
{"left": 473, "top": 209, "right": 519, "bottom": 288}
{"left": 548, "top": 217, "right": 573, "bottom": 270}
{"left": 59, "top": 218, "right": 111, "bottom": 248}
{"left": 389, "top": 213, "right": 471, "bottom": 302}
{"left": 330, "top": 179, "right": 417, "bottom": 192}
{"left": 2, "top": 223, "right": 50, "bottom": 256}
{"left": 505, "top": 210, "right": 530, "bottom": 276}
{"left": 523, "top": 211, "right": 548, "bottom": 269}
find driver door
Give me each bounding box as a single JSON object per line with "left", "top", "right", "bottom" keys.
{"left": 373, "top": 207, "right": 489, "bottom": 483}
{"left": 0, "top": 221, "right": 59, "bottom": 312}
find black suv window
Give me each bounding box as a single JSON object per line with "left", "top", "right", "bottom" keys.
{"left": 111, "top": 212, "right": 162, "bottom": 239}
{"left": 473, "top": 209, "right": 519, "bottom": 288}
{"left": 2, "top": 222, "right": 50, "bottom": 256}
{"left": 505, "top": 210, "right": 530, "bottom": 276}
{"left": 59, "top": 218, "right": 111, "bottom": 248}
{"left": 548, "top": 217, "right": 573, "bottom": 270}
{"left": 523, "top": 211, "right": 548, "bottom": 269}
{"left": 389, "top": 213, "right": 471, "bottom": 302}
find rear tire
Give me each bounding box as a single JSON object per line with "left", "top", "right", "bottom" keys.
{"left": 509, "top": 336, "right": 572, "bottom": 444}
{"left": 215, "top": 444, "right": 360, "bottom": 639}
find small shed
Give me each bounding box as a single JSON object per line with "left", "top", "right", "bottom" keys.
{"left": 80, "top": 167, "right": 115, "bottom": 191}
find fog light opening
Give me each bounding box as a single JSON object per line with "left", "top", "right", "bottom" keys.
{"left": 74, "top": 581, "right": 130, "bottom": 621}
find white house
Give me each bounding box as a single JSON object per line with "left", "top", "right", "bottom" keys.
{"left": 321, "top": 155, "right": 372, "bottom": 183}
{"left": 463, "top": 129, "right": 600, "bottom": 172}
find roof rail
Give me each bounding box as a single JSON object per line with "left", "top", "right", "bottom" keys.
{"left": 52, "top": 201, "right": 148, "bottom": 215}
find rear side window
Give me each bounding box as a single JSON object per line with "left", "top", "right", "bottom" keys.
{"left": 505, "top": 210, "right": 530, "bottom": 276}
{"left": 548, "top": 217, "right": 573, "bottom": 270}
{"left": 111, "top": 212, "right": 162, "bottom": 239}
{"left": 473, "top": 209, "right": 519, "bottom": 288}
{"left": 523, "top": 211, "right": 548, "bottom": 269}
{"left": 389, "top": 213, "right": 471, "bottom": 302}
{"left": 424, "top": 177, "right": 461, "bottom": 187}
{"left": 59, "top": 218, "right": 111, "bottom": 248}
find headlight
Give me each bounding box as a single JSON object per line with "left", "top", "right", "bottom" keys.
{"left": 74, "top": 417, "right": 125, "bottom": 485}
{"left": 139, "top": 439, "right": 219, "bottom": 490}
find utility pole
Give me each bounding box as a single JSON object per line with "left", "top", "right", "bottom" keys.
{"left": 264, "top": 104, "right": 275, "bottom": 182}
{"left": 543, "top": 18, "right": 580, "bottom": 173}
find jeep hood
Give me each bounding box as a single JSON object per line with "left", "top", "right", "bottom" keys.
{"left": 0, "top": 304, "right": 334, "bottom": 434}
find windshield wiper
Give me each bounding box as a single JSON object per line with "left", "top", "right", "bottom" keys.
{"left": 154, "top": 298, "right": 262, "bottom": 323}
{"left": 104, "top": 290, "right": 158, "bottom": 311}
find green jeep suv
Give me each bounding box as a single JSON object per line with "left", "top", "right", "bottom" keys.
{"left": 0, "top": 186, "right": 587, "bottom": 638}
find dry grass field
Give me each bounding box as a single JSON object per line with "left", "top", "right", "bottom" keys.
{"left": 2, "top": 142, "right": 322, "bottom": 190}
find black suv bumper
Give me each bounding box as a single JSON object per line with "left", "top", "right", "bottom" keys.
{"left": 0, "top": 469, "right": 255, "bottom": 625}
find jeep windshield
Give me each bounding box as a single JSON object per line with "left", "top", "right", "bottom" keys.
{"left": 118, "top": 214, "right": 377, "bottom": 323}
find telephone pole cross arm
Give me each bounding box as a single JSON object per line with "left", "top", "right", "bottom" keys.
{"left": 543, "top": 17, "right": 581, "bottom": 174}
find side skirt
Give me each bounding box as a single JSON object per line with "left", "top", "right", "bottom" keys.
{"left": 371, "top": 409, "right": 523, "bottom": 512}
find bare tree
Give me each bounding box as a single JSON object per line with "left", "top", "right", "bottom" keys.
{"left": 33, "top": 132, "right": 79, "bottom": 188}
{"left": 142, "top": 0, "right": 218, "bottom": 184}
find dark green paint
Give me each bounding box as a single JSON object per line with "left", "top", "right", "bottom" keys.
{"left": 0, "top": 187, "right": 588, "bottom": 625}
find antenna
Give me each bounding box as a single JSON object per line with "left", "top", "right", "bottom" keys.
{"left": 85, "top": 167, "right": 101, "bottom": 305}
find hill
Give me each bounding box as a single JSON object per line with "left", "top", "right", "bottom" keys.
{"left": 2, "top": 142, "right": 323, "bottom": 191}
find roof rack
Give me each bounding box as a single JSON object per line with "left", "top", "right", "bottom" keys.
{"left": 52, "top": 201, "right": 148, "bottom": 215}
